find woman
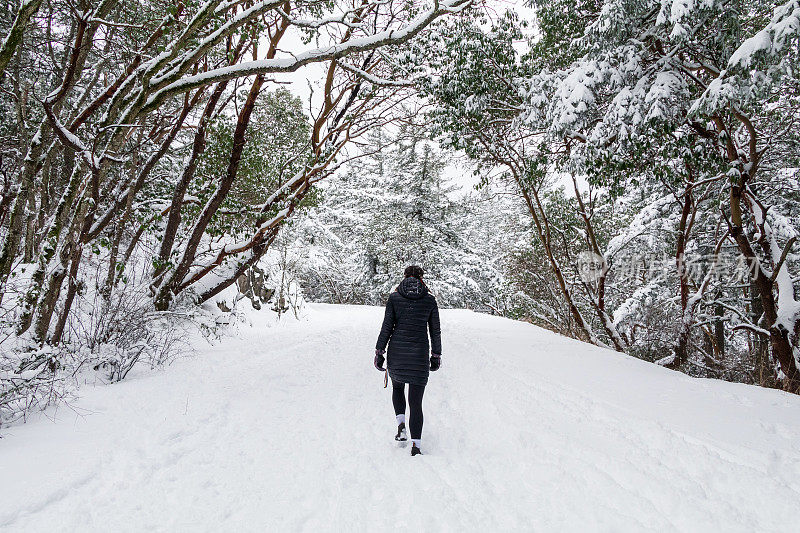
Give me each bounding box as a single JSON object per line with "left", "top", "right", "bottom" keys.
{"left": 374, "top": 265, "right": 442, "bottom": 456}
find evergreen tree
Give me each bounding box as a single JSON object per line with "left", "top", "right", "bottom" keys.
{"left": 295, "top": 130, "right": 503, "bottom": 308}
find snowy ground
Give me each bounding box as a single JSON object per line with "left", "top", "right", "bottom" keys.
{"left": 1, "top": 304, "right": 799, "bottom": 532}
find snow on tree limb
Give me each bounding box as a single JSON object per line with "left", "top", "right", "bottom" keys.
{"left": 142, "top": 0, "right": 471, "bottom": 111}
{"left": 728, "top": 0, "right": 800, "bottom": 69}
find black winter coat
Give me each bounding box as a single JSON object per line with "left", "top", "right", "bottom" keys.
{"left": 376, "top": 277, "right": 442, "bottom": 386}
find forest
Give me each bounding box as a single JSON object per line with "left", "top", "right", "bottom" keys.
{"left": 1, "top": 0, "right": 799, "bottom": 429}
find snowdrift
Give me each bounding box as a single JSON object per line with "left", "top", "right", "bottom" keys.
{"left": 1, "top": 304, "right": 798, "bottom": 531}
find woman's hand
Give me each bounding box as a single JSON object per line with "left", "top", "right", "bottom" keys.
{"left": 374, "top": 349, "right": 386, "bottom": 371}
{"left": 430, "top": 353, "right": 441, "bottom": 371}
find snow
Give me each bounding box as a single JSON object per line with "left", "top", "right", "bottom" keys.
{"left": 2, "top": 304, "right": 800, "bottom": 530}
{"left": 728, "top": 1, "right": 800, "bottom": 68}
{"left": 0, "top": 369, "right": 44, "bottom": 381}
{"left": 147, "top": 0, "right": 471, "bottom": 104}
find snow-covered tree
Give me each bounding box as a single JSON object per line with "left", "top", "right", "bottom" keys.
{"left": 422, "top": 1, "right": 800, "bottom": 391}
{"left": 0, "top": 0, "right": 474, "bottom": 424}
{"left": 295, "top": 129, "right": 504, "bottom": 308}
{"left": 526, "top": 0, "right": 800, "bottom": 389}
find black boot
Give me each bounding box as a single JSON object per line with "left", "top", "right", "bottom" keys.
{"left": 411, "top": 443, "right": 422, "bottom": 456}
{"left": 395, "top": 422, "right": 407, "bottom": 441}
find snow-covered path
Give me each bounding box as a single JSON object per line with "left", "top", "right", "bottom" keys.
{"left": 2, "top": 304, "right": 799, "bottom": 532}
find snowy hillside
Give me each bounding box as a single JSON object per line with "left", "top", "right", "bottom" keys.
{"left": 1, "top": 304, "right": 799, "bottom": 531}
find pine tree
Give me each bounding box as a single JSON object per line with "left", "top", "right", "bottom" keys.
{"left": 295, "top": 130, "right": 504, "bottom": 308}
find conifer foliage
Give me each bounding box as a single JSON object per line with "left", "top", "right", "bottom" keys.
{"left": 295, "top": 130, "right": 504, "bottom": 309}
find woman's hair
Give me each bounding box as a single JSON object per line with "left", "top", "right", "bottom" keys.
{"left": 404, "top": 265, "right": 425, "bottom": 279}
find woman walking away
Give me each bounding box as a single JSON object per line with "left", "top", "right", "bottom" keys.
{"left": 374, "top": 265, "right": 442, "bottom": 456}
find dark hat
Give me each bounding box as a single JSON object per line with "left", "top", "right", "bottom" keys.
{"left": 404, "top": 265, "right": 424, "bottom": 279}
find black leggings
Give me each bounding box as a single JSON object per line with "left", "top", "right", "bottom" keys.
{"left": 391, "top": 379, "right": 425, "bottom": 439}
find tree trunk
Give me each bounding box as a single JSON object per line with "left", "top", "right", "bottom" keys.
{"left": 714, "top": 302, "right": 725, "bottom": 358}
{"left": 0, "top": 124, "right": 43, "bottom": 303}
{"left": 16, "top": 165, "right": 85, "bottom": 336}
{"left": 154, "top": 82, "right": 228, "bottom": 281}
{"left": 51, "top": 241, "right": 83, "bottom": 345}
{"left": 672, "top": 183, "right": 694, "bottom": 368}
{"left": 32, "top": 193, "right": 89, "bottom": 342}
{"left": 515, "top": 174, "right": 600, "bottom": 346}
{"left": 198, "top": 240, "right": 271, "bottom": 305}
{"left": 729, "top": 191, "right": 800, "bottom": 392}
{"left": 1, "top": 3, "right": 112, "bottom": 301}
{"left": 0, "top": 0, "right": 44, "bottom": 76}
{"left": 572, "top": 177, "right": 626, "bottom": 351}
{"left": 155, "top": 74, "right": 265, "bottom": 310}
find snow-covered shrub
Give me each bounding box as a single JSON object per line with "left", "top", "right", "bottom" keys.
{"left": 1, "top": 345, "right": 71, "bottom": 429}
{"left": 258, "top": 235, "right": 308, "bottom": 319}
{"left": 0, "top": 251, "right": 194, "bottom": 429}
{"left": 80, "top": 287, "right": 189, "bottom": 382}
